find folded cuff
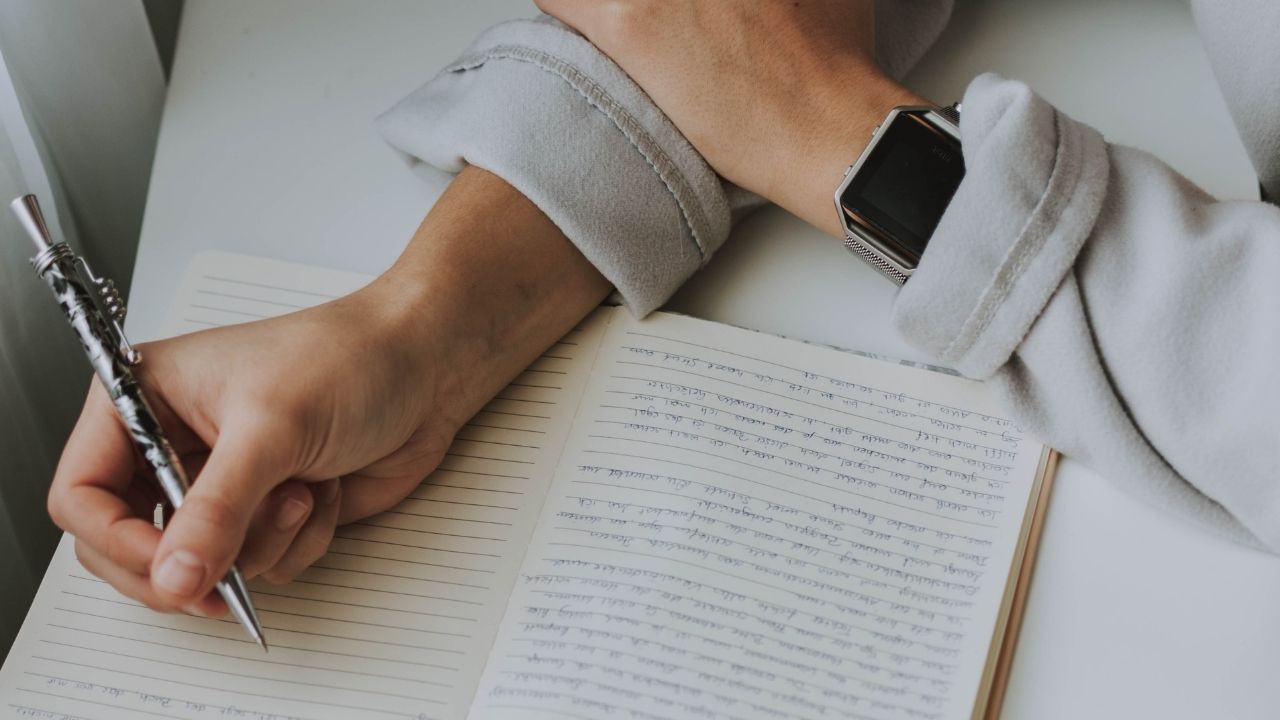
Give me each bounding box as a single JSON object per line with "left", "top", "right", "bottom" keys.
{"left": 893, "top": 73, "right": 1112, "bottom": 378}
{"left": 376, "top": 17, "right": 730, "bottom": 316}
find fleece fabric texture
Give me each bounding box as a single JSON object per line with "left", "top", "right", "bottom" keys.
{"left": 378, "top": 3, "right": 1280, "bottom": 552}
{"left": 899, "top": 75, "right": 1279, "bottom": 551}
{"left": 377, "top": 4, "right": 952, "bottom": 315}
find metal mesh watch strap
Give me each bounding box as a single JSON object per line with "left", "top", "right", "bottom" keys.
{"left": 937, "top": 102, "right": 961, "bottom": 126}
{"left": 843, "top": 235, "right": 909, "bottom": 285}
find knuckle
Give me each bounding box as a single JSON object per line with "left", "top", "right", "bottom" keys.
{"left": 181, "top": 493, "right": 242, "bottom": 535}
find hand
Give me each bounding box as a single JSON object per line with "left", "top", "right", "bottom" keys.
{"left": 50, "top": 167, "right": 611, "bottom": 616}
{"left": 53, "top": 264, "right": 458, "bottom": 616}
{"left": 537, "top": 0, "right": 925, "bottom": 235}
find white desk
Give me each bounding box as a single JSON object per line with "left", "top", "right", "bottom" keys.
{"left": 131, "top": 1, "right": 1280, "bottom": 717}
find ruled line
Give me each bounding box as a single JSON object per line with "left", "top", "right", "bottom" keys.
{"left": 195, "top": 288, "right": 310, "bottom": 309}
{"left": 202, "top": 274, "right": 339, "bottom": 299}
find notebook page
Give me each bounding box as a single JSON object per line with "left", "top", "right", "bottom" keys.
{"left": 0, "top": 251, "right": 608, "bottom": 720}
{"left": 470, "top": 311, "right": 1044, "bottom": 720}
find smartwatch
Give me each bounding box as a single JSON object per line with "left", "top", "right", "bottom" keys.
{"left": 833, "top": 104, "right": 963, "bottom": 284}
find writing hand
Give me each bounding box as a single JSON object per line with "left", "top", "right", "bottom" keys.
{"left": 52, "top": 267, "right": 457, "bottom": 614}
{"left": 48, "top": 167, "right": 611, "bottom": 615}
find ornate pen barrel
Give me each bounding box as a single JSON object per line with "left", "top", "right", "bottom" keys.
{"left": 33, "top": 247, "right": 193, "bottom": 504}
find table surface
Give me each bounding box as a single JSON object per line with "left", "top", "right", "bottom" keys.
{"left": 129, "top": 1, "right": 1280, "bottom": 717}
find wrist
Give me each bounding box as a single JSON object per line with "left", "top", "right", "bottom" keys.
{"left": 350, "top": 260, "right": 467, "bottom": 432}
{"left": 763, "top": 69, "right": 926, "bottom": 237}
{"left": 364, "top": 167, "right": 610, "bottom": 432}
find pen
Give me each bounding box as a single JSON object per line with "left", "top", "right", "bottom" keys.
{"left": 11, "top": 194, "right": 268, "bottom": 652}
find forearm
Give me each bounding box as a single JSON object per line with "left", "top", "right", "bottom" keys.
{"left": 376, "top": 17, "right": 739, "bottom": 318}
{"left": 367, "top": 166, "right": 611, "bottom": 432}
{"left": 530, "top": 1, "right": 931, "bottom": 241}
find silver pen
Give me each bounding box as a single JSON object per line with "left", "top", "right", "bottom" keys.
{"left": 11, "top": 194, "right": 267, "bottom": 651}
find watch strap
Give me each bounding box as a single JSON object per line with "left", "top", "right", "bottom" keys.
{"left": 937, "top": 102, "right": 961, "bottom": 126}
{"left": 843, "top": 235, "right": 909, "bottom": 285}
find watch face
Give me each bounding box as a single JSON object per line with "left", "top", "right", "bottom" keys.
{"left": 840, "top": 112, "right": 964, "bottom": 265}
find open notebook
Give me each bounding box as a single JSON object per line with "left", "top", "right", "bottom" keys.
{"left": 1, "top": 251, "right": 1055, "bottom": 720}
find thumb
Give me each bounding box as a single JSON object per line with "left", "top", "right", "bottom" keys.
{"left": 150, "top": 420, "right": 293, "bottom": 605}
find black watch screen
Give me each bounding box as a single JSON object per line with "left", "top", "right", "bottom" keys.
{"left": 839, "top": 112, "right": 965, "bottom": 263}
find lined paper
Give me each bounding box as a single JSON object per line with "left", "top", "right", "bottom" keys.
{"left": 0, "top": 252, "right": 608, "bottom": 720}
{"left": 2, "top": 252, "right": 1049, "bottom": 720}
{"left": 470, "top": 313, "right": 1044, "bottom": 720}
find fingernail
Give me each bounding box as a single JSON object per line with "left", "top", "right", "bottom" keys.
{"left": 320, "top": 479, "right": 341, "bottom": 505}
{"left": 154, "top": 550, "right": 206, "bottom": 596}
{"left": 275, "top": 497, "right": 310, "bottom": 530}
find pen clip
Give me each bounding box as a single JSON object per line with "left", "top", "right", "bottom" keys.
{"left": 74, "top": 255, "right": 142, "bottom": 366}
{"left": 13, "top": 194, "right": 141, "bottom": 365}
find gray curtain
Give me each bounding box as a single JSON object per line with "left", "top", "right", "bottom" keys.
{"left": 0, "top": 0, "right": 169, "bottom": 657}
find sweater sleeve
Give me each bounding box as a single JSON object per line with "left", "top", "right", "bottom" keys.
{"left": 376, "top": 4, "right": 953, "bottom": 315}
{"left": 893, "top": 73, "right": 1280, "bottom": 552}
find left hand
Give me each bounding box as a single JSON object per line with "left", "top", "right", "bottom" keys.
{"left": 537, "top": 0, "right": 924, "bottom": 235}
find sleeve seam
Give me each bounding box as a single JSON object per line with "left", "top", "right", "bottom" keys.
{"left": 941, "top": 111, "right": 1085, "bottom": 362}
{"left": 446, "top": 45, "right": 712, "bottom": 261}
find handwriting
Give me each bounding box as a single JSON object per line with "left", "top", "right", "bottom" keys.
{"left": 478, "top": 322, "right": 1039, "bottom": 720}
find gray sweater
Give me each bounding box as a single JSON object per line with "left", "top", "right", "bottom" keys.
{"left": 376, "top": 1, "right": 1280, "bottom": 552}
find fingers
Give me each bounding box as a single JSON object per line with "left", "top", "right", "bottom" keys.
{"left": 75, "top": 538, "right": 168, "bottom": 612}
{"left": 237, "top": 481, "right": 315, "bottom": 579}
{"left": 51, "top": 386, "right": 159, "bottom": 575}
{"left": 264, "top": 479, "right": 342, "bottom": 585}
{"left": 74, "top": 481, "right": 316, "bottom": 615}
{"left": 334, "top": 472, "right": 423, "bottom": 525}
{"left": 74, "top": 538, "right": 226, "bottom": 617}
{"left": 150, "top": 418, "right": 293, "bottom": 606}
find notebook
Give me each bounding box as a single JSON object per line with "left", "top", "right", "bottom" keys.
{"left": 0, "top": 251, "right": 1056, "bottom": 720}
